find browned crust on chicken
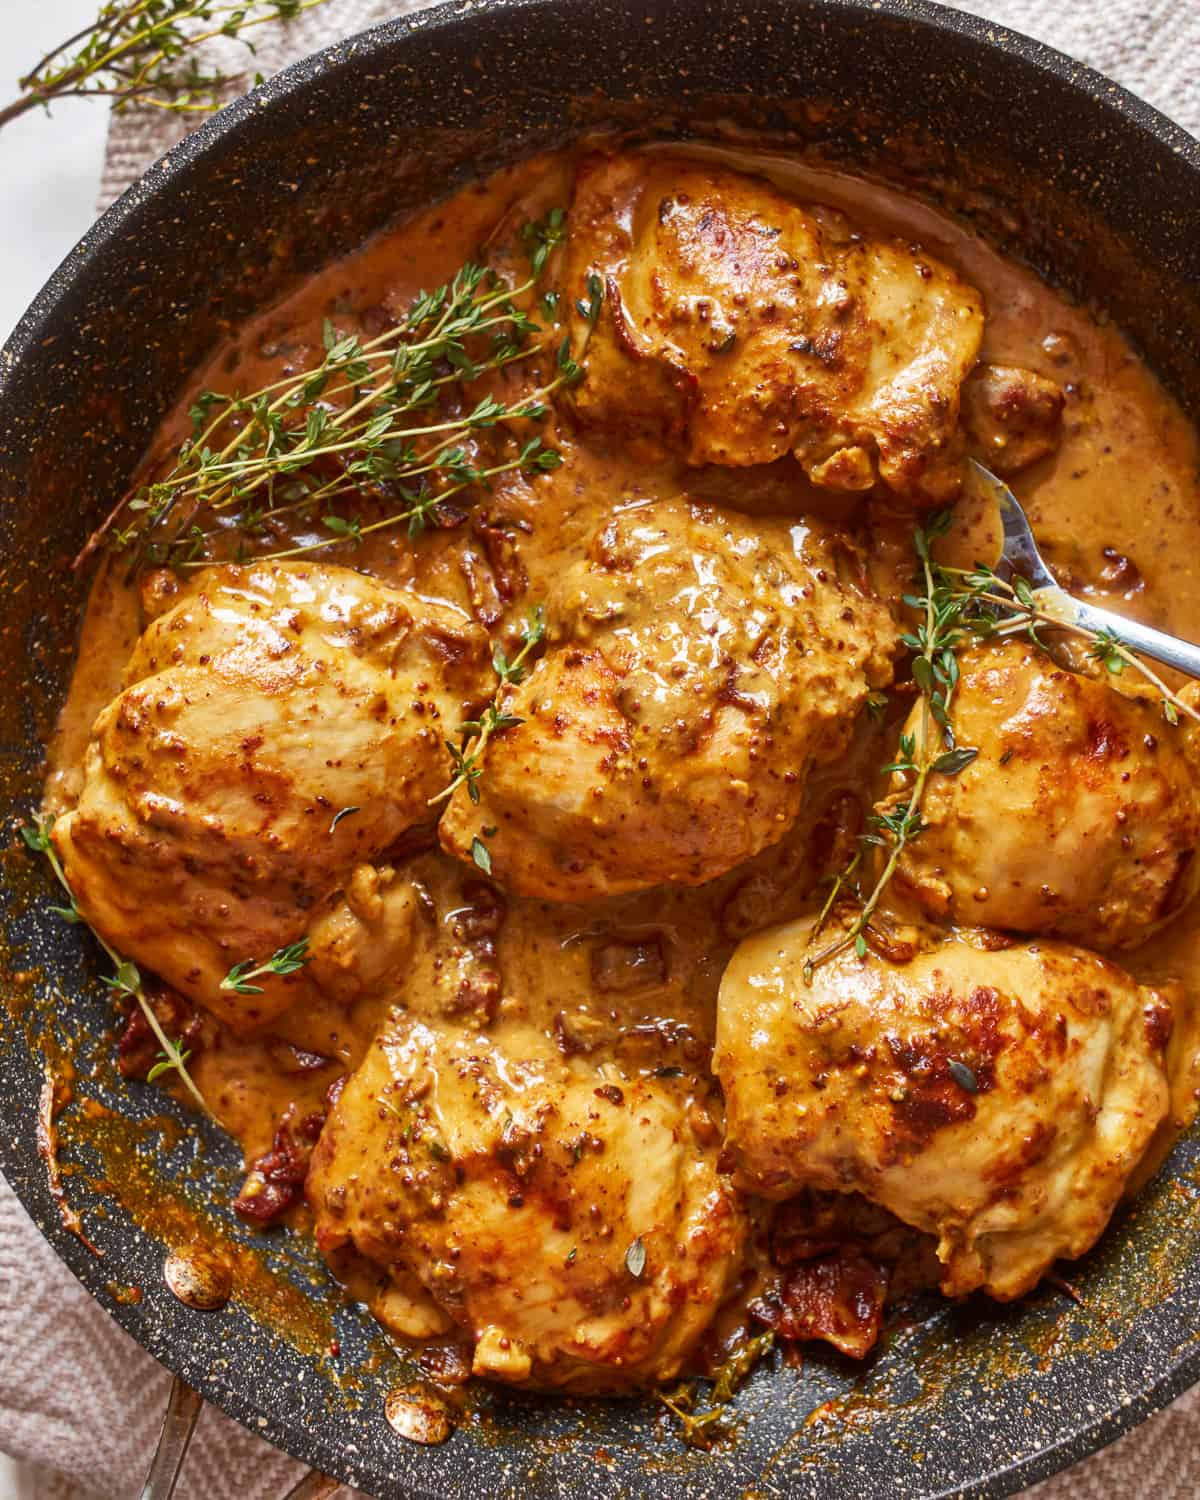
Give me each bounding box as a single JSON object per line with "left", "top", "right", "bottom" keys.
{"left": 439, "top": 497, "right": 896, "bottom": 900}
{"left": 565, "top": 152, "right": 984, "bottom": 506}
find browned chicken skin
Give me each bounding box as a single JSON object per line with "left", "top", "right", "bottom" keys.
{"left": 308, "top": 1015, "right": 748, "bottom": 1393}
{"left": 53, "top": 562, "right": 488, "bottom": 1030}
{"left": 891, "top": 641, "right": 1200, "bottom": 949}
{"left": 439, "top": 497, "right": 896, "bottom": 899}
{"left": 715, "top": 917, "right": 1172, "bottom": 1299}
{"left": 565, "top": 153, "right": 985, "bottom": 504}
{"left": 961, "top": 363, "right": 1065, "bottom": 475}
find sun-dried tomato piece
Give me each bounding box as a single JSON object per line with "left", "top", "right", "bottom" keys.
{"left": 750, "top": 1250, "right": 889, "bottom": 1359}
{"left": 234, "top": 1106, "right": 327, "bottom": 1224}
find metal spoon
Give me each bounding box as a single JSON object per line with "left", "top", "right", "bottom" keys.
{"left": 971, "top": 459, "right": 1200, "bottom": 681}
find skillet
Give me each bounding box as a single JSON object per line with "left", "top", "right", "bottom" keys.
{"left": 2, "top": 1, "right": 1200, "bottom": 1495}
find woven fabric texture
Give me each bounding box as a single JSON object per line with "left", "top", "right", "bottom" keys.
{"left": 3, "top": 0, "right": 1198, "bottom": 1494}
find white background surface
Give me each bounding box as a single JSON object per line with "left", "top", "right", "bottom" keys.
{"left": 0, "top": 0, "right": 110, "bottom": 345}
{"left": 0, "top": 6, "right": 109, "bottom": 1486}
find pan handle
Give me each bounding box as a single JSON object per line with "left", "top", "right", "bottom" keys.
{"left": 137, "top": 1375, "right": 202, "bottom": 1499}
{"left": 137, "top": 1375, "right": 343, "bottom": 1499}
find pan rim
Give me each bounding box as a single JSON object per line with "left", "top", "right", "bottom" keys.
{"left": 2, "top": 1, "right": 1199, "bottom": 1495}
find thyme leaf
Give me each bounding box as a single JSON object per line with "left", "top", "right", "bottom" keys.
{"left": 930, "top": 746, "right": 978, "bottom": 776}
{"left": 625, "top": 1236, "right": 647, "bottom": 1279}
{"left": 575, "top": 270, "right": 603, "bottom": 325}
{"left": 329, "top": 805, "right": 360, "bottom": 833}
{"left": 148, "top": 1045, "right": 191, "bottom": 1084}
{"left": 220, "top": 938, "right": 310, "bottom": 995}
{"left": 520, "top": 207, "right": 567, "bottom": 277}
{"left": 1089, "top": 625, "right": 1126, "bottom": 674}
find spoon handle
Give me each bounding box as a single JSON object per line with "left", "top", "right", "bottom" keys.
{"left": 1058, "top": 592, "right": 1200, "bottom": 682}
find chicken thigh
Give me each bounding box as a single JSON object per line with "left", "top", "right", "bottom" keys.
{"left": 307, "top": 1015, "right": 748, "bottom": 1393}
{"left": 715, "top": 917, "right": 1171, "bottom": 1299}
{"left": 565, "top": 153, "right": 984, "bottom": 504}
{"left": 892, "top": 641, "right": 1200, "bottom": 949}
{"left": 53, "top": 561, "right": 489, "bottom": 1030}
{"left": 439, "top": 498, "right": 896, "bottom": 900}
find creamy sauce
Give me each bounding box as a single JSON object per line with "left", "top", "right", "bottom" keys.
{"left": 44, "top": 143, "right": 1200, "bottom": 1364}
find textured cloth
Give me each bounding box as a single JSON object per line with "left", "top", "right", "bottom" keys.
{"left": 86, "top": 0, "right": 1200, "bottom": 207}
{"left": 2, "top": 0, "right": 1198, "bottom": 1495}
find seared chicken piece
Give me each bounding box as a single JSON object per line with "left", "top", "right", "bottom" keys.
{"left": 565, "top": 153, "right": 984, "bottom": 504}
{"left": 892, "top": 641, "right": 1200, "bottom": 949}
{"left": 962, "top": 363, "right": 1064, "bottom": 475}
{"left": 53, "top": 562, "right": 488, "bottom": 1031}
{"left": 439, "top": 498, "right": 896, "bottom": 900}
{"left": 715, "top": 918, "right": 1171, "bottom": 1299}
{"left": 304, "top": 863, "right": 420, "bottom": 1007}
{"left": 307, "top": 1016, "right": 748, "bottom": 1393}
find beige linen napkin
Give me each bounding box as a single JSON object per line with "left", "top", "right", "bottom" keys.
{"left": 2, "top": 0, "right": 1198, "bottom": 1495}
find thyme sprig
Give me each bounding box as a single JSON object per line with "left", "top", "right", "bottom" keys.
{"left": 0, "top": 0, "right": 326, "bottom": 132}
{"left": 660, "top": 1330, "right": 775, "bottom": 1449}
{"left": 431, "top": 605, "right": 546, "bottom": 815}
{"left": 939, "top": 564, "right": 1200, "bottom": 727}
{"left": 804, "top": 513, "right": 980, "bottom": 981}
{"left": 91, "top": 241, "right": 594, "bottom": 574}
{"left": 220, "top": 938, "right": 310, "bottom": 995}
{"left": 810, "top": 849, "right": 861, "bottom": 939}
{"left": 20, "top": 816, "right": 208, "bottom": 1114}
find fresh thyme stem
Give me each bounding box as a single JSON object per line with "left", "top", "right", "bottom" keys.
{"left": 803, "top": 516, "right": 973, "bottom": 980}
{"left": 0, "top": 1, "right": 329, "bottom": 131}
{"left": 938, "top": 568, "right": 1200, "bottom": 726}
{"left": 824, "top": 721, "right": 931, "bottom": 962}
{"left": 177, "top": 370, "right": 577, "bottom": 566}
{"left": 20, "top": 816, "right": 209, "bottom": 1115}
{"left": 430, "top": 605, "right": 547, "bottom": 817}
{"left": 212, "top": 453, "right": 541, "bottom": 566}
{"left": 660, "top": 1329, "right": 774, "bottom": 1449}
{"left": 220, "top": 939, "right": 310, "bottom": 995}
{"left": 808, "top": 850, "right": 861, "bottom": 946}
{"left": 89, "top": 228, "right": 599, "bottom": 574}
{"left": 179, "top": 282, "right": 541, "bottom": 504}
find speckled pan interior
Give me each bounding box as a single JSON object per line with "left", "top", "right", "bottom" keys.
{"left": 2, "top": 2, "right": 1200, "bottom": 1496}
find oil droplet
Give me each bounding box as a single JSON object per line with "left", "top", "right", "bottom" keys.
{"left": 105, "top": 1281, "right": 144, "bottom": 1305}
{"left": 384, "top": 1384, "right": 453, "bottom": 1445}
{"left": 164, "top": 1247, "right": 233, "bottom": 1310}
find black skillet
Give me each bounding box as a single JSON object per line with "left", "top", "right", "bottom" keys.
{"left": 3, "top": 1, "right": 1200, "bottom": 1495}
